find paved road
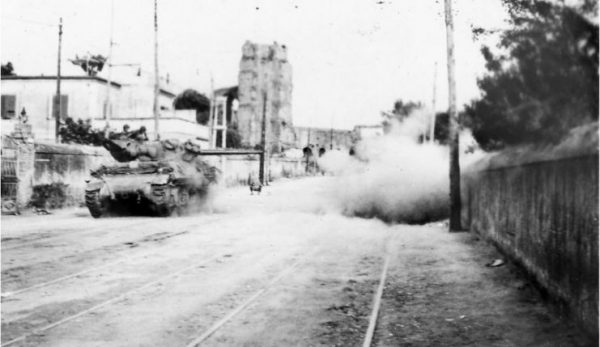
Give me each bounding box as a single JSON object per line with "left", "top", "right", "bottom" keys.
{"left": 1, "top": 177, "right": 588, "bottom": 346}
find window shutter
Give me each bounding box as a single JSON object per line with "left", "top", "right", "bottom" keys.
{"left": 52, "top": 94, "right": 69, "bottom": 119}
{"left": 1, "top": 95, "right": 16, "bottom": 119}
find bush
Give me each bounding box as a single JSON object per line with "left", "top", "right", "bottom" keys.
{"left": 30, "top": 183, "right": 69, "bottom": 209}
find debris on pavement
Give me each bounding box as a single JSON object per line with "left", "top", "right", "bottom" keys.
{"left": 486, "top": 258, "right": 506, "bottom": 267}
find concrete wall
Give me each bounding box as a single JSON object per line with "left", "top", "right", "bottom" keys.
{"left": 463, "top": 155, "right": 598, "bottom": 338}
{"left": 28, "top": 143, "right": 304, "bottom": 208}
{"left": 202, "top": 155, "right": 305, "bottom": 187}
{"left": 33, "top": 143, "right": 114, "bottom": 207}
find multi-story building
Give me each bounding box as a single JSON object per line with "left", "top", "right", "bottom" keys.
{"left": 237, "top": 41, "right": 294, "bottom": 152}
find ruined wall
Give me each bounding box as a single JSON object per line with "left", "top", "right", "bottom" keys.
{"left": 237, "top": 41, "right": 293, "bottom": 152}
{"left": 463, "top": 155, "right": 598, "bottom": 338}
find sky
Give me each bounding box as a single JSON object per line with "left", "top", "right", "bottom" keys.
{"left": 1, "top": 0, "right": 507, "bottom": 129}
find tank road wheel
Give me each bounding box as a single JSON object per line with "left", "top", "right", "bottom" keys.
{"left": 85, "top": 190, "right": 107, "bottom": 218}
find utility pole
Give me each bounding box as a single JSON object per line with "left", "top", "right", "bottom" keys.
{"left": 54, "top": 17, "right": 63, "bottom": 143}
{"left": 152, "top": 0, "right": 160, "bottom": 140}
{"left": 208, "top": 74, "right": 215, "bottom": 148}
{"left": 105, "top": 0, "right": 115, "bottom": 138}
{"left": 430, "top": 61, "right": 438, "bottom": 143}
{"left": 444, "top": 0, "right": 462, "bottom": 231}
{"left": 305, "top": 128, "right": 311, "bottom": 172}
{"left": 259, "top": 92, "right": 267, "bottom": 185}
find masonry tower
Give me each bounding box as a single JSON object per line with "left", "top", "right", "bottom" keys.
{"left": 237, "top": 41, "right": 293, "bottom": 152}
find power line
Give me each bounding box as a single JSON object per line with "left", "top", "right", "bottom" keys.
{"left": 1, "top": 16, "right": 56, "bottom": 27}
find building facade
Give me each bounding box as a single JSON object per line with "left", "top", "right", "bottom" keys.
{"left": 1, "top": 76, "right": 209, "bottom": 144}
{"left": 237, "top": 41, "right": 294, "bottom": 152}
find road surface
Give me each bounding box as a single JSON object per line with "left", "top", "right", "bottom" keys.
{"left": 1, "top": 177, "right": 588, "bottom": 346}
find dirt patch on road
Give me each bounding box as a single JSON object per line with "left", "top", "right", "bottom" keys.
{"left": 317, "top": 277, "right": 376, "bottom": 346}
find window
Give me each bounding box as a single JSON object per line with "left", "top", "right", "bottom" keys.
{"left": 52, "top": 94, "right": 68, "bottom": 119}
{"left": 1, "top": 95, "right": 16, "bottom": 119}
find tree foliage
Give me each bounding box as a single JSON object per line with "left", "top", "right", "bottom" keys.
{"left": 58, "top": 118, "right": 106, "bottom": 146}
{"left": 1, "top": 62, "right": 15, "bottom": 76}
{"left": 382, "top": 100, "right": 423, "bottom": 133}
{"left": 173, "top": 89, "right": 211, "bottom": 125}
{"left": 69, "top": 54, "right": 106, "bottom": 76}
{"left": 466, "top": 0, "right": 598, "bottom": 150}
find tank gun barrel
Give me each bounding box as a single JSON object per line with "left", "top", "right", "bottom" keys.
{"left": 194, "top": 149, "right": 264, "bottom": 156}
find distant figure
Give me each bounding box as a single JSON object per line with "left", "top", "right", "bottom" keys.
{"left": 249, "top": 183, "right": 262, "bottom": 195}
{"left": 122, "top": 124, "right": 130, "bottom": 135}
{"left": 248, "top": 174, "right": 262, "bottom": 195}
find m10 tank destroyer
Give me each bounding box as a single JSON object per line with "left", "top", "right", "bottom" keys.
{"left": 85, "top": 131, "right": 219, "bottom": 218}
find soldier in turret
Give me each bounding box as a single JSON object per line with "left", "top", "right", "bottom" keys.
{"left": 129, "top": 126, "right": 148, "bottom": 141}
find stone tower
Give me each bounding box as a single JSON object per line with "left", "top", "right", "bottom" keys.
{"left": 237, "top": 41, "right": 293, "bottom": 152}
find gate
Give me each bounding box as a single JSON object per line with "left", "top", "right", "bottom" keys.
{"left": 1, "top": 136, "right": 19, "bottom": 214}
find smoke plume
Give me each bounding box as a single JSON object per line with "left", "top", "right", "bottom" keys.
{"left": 318, "top": 109, "right": 454, "bottom": 224}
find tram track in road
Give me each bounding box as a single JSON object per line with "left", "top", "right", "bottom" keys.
{"left": 0, "top": 253, "right": 226, "bottom": 347}
{"left": 181, "top": 236, "right": 396, "bottom": 347}
{"left": 0, "top": 216, "right": 240, "bottom": 297}
{"left": 1, "top": 216, "right": 223, "bottom": 277}
{"left": 2, "top": 243, "right": 308, "bottom": 346}
{"left": 1, "top": 250, "right": 152, "bottom": 298}
{"left": 184, "top": 260, "right": 304, "bottom": 347}
{"left": 362, "top": 246, "right": 392, "bottom": 347}
{"left": 0, "top": 219, "right": 303, "bottom": 345}
{"left": 1, "top": 213, "right": 224, "bottom": 252}
{"left": 1, "top": 219, "right": 159, "bottom": 252}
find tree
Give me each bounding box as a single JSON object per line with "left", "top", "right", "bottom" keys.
{"left": 58, "top": 118, "right": 106, "bottom": 146}
{"left": 382, "top": 99, "right": 423, "bottom": 133}
{"left": 1, "top": 62, "right": 15, "bottom": 76}
{"left": 466, "top": 0, "right": 598, "bottom": 150}
{"left": 69, "top": 54, "right": 107, "bottom": 76}
{"left": 173, "top": 89, "right": 211, "bottom": 125}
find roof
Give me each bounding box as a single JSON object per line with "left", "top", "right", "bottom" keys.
{"left": 214, "top": 86, "right": 238, "bottom": 98}
{"left": 2, "top": 75, "right": 177, "bottom": 98}
{"left": 159, "top": 88, "right": 176, "bottom": 98}
{"left": 1, "top": 75, "right": 122, "bottom": 88}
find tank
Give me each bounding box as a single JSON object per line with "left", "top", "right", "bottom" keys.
{"left": 85, "top": 132, "right": 219, "bottom": 218}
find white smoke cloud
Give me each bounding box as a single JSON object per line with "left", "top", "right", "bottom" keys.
{"left": 317, "top": 106, "right": 491, "bottom": 224}
{"left": 318, "top": 110, "right": 451, "bottom": 223}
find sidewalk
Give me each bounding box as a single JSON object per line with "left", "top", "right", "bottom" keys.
{"left": 372, "top": 224, "right": 590, "bottom": 346}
